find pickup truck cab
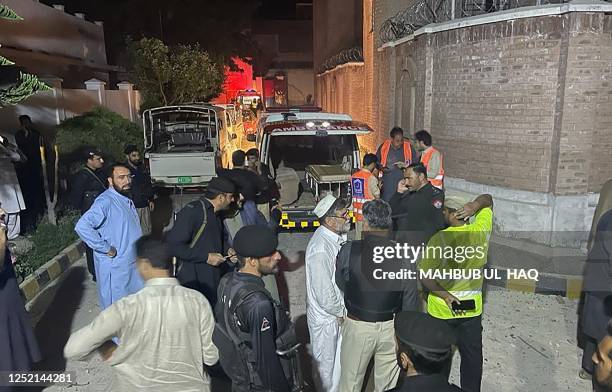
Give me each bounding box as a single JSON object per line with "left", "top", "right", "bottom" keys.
{"left": 143, "top": 104, "right": 221, "bottom": 187}
{"left": 246, "top": 110, "right": 373, "bottom": 229}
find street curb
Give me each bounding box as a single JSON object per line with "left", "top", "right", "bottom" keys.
{"left": 19, "top": 241, "right": 85, "bottom": 304}
{"left": 486, "top": 266, "right": 583, "bottom": 299}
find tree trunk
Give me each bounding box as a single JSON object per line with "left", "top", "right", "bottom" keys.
{"left": 40, "top": 145, "right": 59, "bottom": 225}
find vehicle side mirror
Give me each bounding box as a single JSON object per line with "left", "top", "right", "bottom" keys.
{"left": 231, "top": 133, "right": 237, "bottom": 140}
{"left": 246, "top": 134, "right": 256, "bottom": 142}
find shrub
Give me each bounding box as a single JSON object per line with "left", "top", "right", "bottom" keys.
{"left": 13, "top": 210, "right": 80, "bottom": 279}
{"left": 56, "top": 107, "right": 142, "bottom": 173}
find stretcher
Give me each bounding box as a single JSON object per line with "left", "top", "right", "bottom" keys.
{"left": 305, "top": 164, "right": 352, "bottom": 201}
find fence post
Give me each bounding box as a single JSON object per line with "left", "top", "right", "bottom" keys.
{"left": 84, "top": 78, "right": 106, "bottom": 105}
{"left": 118, "top": 81, "right": 135, "bottom": 122}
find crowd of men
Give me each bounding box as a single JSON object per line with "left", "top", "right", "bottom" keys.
{"left": 2, "top": 124, "right": 612, "bottom": 392}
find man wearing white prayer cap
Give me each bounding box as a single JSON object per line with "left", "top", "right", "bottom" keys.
{"left": 306, "top": 194, "right": 351, "bottom": 392}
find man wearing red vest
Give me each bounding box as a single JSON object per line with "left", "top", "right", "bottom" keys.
{"left": 376, "top": 127, "right": 419, "bottom": 202}
{"left": 415, "top": 130, "right": 444, "bottom": 190}
{"left": 351, "top": 154, "right": 381, "bottom": 239}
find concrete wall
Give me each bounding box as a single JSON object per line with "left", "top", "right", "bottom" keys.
{"left": 0, "top": 0, "right": 110, "bottom": 87}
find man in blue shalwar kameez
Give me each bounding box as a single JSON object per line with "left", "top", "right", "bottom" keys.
{"left": 75, "top": 163, "right": 144, "bottom": 310}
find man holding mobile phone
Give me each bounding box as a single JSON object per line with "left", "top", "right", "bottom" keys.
{"left": 418, "top": 194, "right": 493, "bottom": 392}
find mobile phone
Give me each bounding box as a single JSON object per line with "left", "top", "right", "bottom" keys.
{"left": 451, "top": 299, "right": 476, "bottom": 311}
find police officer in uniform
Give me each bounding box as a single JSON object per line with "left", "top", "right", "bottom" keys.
{"left": 390, "top": 311, "right": 464, "bottom": 392}
{"left": 166, "top": 177, "right": 236, "bottom": 305}
{"left": 214, "top": 225, "right": 293, "bottom": 392}
{"left": 389, "top": 163, "right": 445, "bottom": 245}
{"left": 68, "top": 148, "right": 107, "bottom": 281}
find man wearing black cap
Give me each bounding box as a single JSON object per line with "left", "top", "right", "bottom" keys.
{"left": 166, "top": 176, "right": 236, "bottom": 305}
{"left": 124, "top": 144, "right": 154, "bottom": 235}
{"left": 390, "top": 311, "right": 464, "bottom": 391}
{"left": 68, "top": 148, "right": 107, "bottom": 281}
{"left": 214, "top": 225, "right": 293, "bottom": 392}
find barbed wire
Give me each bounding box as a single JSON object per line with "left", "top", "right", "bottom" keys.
{"left": 378, "top": 0, "right": 593, "bottom": 44}
{"left": 317, "top": 47, "right": 364, "bottom": 74}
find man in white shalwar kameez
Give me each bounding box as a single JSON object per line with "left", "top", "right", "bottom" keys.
{"left": 306, "top": 195, "right": 351, "bottom": 392}
{"left": 0, "top": 132, "right": 26, "bottom": 239}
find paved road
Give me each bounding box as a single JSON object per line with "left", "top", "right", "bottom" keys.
{"left": 28, "top": 230, "right": 593, "bottom": 391}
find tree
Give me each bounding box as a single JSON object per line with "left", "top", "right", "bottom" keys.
{"left": 56, "top": 107, "right": 142, "bottom": 171}
{"left": 0, "top": 4, "right": 50, "bottom": 106}
{"left": 127, "top": 37, "right": 225, "bottom": 109}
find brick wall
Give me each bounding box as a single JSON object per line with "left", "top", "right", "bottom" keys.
{"left": 387, "top": 13, "right": 612, "bottom": 195}
{"left": 558, "top": 13, "right": 612, "bottom": 194}
{"left": 317, "top": 7, "right": 612, "bottom": 196}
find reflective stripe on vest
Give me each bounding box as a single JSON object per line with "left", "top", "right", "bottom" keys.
{"left": 351, "top": 169, "right": 374, "bottom": 222}
{"left": 380, "top": 140, "right": 412, "bottom": 168}
{"left": 420, "top": 147, "right": 444, "bottom": 189}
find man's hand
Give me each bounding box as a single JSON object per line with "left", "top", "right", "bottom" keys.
{"left": 455, "top": 194, "right": 493, "bottom": 220}
{"left": 107, "top": 246, "right": 117, "bottom": 258}
{"left": 207, "top": 253, "right": 225, "bottom": 266}
{"left": 98, "top": 340, "right": 117, "bottom": 361}
{"left": 455, "top": 201, "right": 479, "bottom": 220}
{"left": 226, "top": 248, "right": 238, "bottom": 265}
{"left": 440, "top": 292, "right": 466, "bottom": 316}
{"left": 149, "top": 201, "right": 155, "bottom": 212}
{"left": 397, "top": 179, "right": 409, "bottom": 194}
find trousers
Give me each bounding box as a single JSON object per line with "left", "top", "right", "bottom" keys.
{"left": 443, "top": 316, "right": 483, "bottom": 392}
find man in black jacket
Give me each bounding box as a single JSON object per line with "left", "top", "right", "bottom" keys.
{"left": 581, "top": 209, "right": 612, "bottom": 387}
{"left": 68, "top": 148, "right": 107, "bottom": 281}
{"left": 124, "top": 144, "right": 155, "bottom": 234}
{"left": 166, "top": 177, "right": 235, "bottom": 305}
{"left": 215, "top": 225, "right": 292, "bottom": 392}
{"left": 389, "top": 163, "right": 445, "bottom": 246}
{"left": 335, "top": 199, "right": 419, "bottom": 392}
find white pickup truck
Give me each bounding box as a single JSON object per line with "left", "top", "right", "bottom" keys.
{"left": 246, "top": 109, "right": 373, "bottom": 229}
{"left": 143, "top": 104, "right": 238, "bottom": 187}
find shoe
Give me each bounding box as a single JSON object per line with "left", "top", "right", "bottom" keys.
{"left": 579, "top": 369, "right": 592, "bottom": 380}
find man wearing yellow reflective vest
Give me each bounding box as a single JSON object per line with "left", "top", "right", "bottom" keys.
{"left": 418, "top": 194, "right": 493, "bottom": 392}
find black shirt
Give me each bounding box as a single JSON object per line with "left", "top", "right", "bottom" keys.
{"left": 389, "top": 182, "right": 445, "bottom": 246}
{"left": 217, "top": 167, "right": 267, "bottom": 202}
{"left": 68, "top": 167, "right": 107, "bottom": 213}
{"left": 126, "top": 163, "right": 154, "bottom": 208}
{"left": 216, "top": 272, "right": 291, "bottom": 392}
{"left": 388, "top": 374, "right": 464, "bottom": 391}
{"left": 166, "top": 198, "right": 227, "bottom": 304}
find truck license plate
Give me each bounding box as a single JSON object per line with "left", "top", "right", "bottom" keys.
{"left": 177, "top": 176, "right": 192, "bottom": 184}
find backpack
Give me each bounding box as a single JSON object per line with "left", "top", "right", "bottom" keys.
{"left": 213, "top": 274, "right": 296, "bottom": 389}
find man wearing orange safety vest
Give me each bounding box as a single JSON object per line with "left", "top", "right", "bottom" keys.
{"left": 376, "top": 127, "right": 419, "bottom": 202}
{"left": 415, "top": 130, "right": 444, "bottom": 190}
{"left": 350, "top": 154, "right": 381, "bottom": 239}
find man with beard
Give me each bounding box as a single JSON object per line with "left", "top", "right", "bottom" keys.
{"left": 389, "top": 163, "right": 445, "bottom": 246}
{"left": 166, "top": 177, "right": 236, "bottom": 306}
{"left": 388, "top": 311, "right": 463, "bottom": 391}
{"left": 305, "top": 195, "right": 351, "bottom": 392}
{"left": 124, "top": 145, "right": 154, "bottom": 235}
{"left": 592, "top": 320, "right": 612, "bottom": 391}
{"left": 214, "top": 225, "right": 293, "bottom": 392}
{"left": 75, "top": 163, "right": 144, "bottom": 310}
